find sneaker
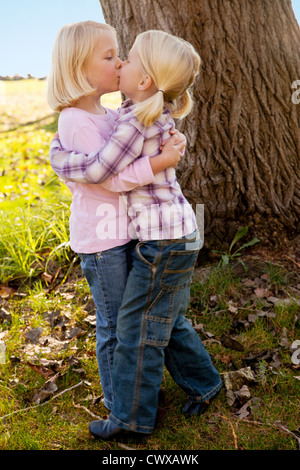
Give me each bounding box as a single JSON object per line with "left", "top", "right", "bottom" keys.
{"left": 89, "top": 418, "right": 150, "bottom": 441}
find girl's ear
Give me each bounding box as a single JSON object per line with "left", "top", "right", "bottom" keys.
{"left": 138, "top": 74, "right": 153, "bottom": 91}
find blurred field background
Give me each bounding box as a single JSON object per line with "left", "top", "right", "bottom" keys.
{"left": 0, "top": 79, "right": 121, "bottom": 131}
{"left": 0, "top": 80, "right": 121, "bottom": 283}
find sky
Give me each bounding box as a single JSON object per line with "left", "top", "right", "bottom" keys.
{"left": 0, "top": 0, "right": 105, "bottom": 77}
{"left": 0, "top": 0, "right": 300, "bottom": 78}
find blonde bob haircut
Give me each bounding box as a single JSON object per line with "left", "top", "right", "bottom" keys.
{"left": 47, "top": 21, "right": 116, "bottom": 112}
{"left": 133, "top": 30, "right": 201, "bottom": 127}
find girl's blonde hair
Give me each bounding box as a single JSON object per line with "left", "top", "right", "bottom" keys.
{"left": 133, "top": 30, "right": 201, "bottom": 127}
{"left": 47, "top": 21, "right": 116, "bottom": 112}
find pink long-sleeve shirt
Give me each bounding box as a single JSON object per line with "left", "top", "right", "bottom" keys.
{"left": 57, "top": 106, "right": 155, "bottom": 253}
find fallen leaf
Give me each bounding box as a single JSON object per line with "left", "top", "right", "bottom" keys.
{"left": 226, "top": 385, "right": 251, "bottom": 408}
{"left": 275, "top": 298, "right": 300, "bottom": 307}
{"left": 269, "top": 351, "right": 281, "bottom": 369}
{"left": 223, "top": 367, "right": 256, "bottom": 392}
{"left": 236, "top": 400, "right": 251, "bottom": 419}
{"left": 279, "top": 327, "right": 290, "bottom": 348}
{"left": 231, "top": 318, "right": 251, "bottom": 331}
{"left": 254, "top": 287, "right": 272, "bottom": 298}
{"left": 45, "top": 310, "right": 69, "bottom": 329}
{"left": 32, "top": 375, "right": 59, "bottom": 404}
{"left": 0, "top": 308, "right": 12, "bottom": 323}
{"left": 0, "top": 286, "right": 14, "bottom": 299}
{"left": 220, "top": 333, "right": 245, "bottom": 351}
{"left": 41, "top": 272, "right": 53, "bottom": 283}
{"left": 24, "top": 327, "right": 43, "bottom": 344}
{"left": 27, "top": 361, "right": 55, "bottom": 378}
{"left": 215, "top": 354, "right": 233, "bottom": 364}
{"left": 237, "top": 384, "right": 251, "bottom": 400}
{"left": 84, "top": 315, "right": 97, "bottom": 327}
{"left": 242, "top": 279, "right": 256, "bottom": 287}
{"left": 228, "top": 304, "right": 238, "bottom": 314}
{"left": 194, "top": 323, "right": 215, "bottom": 339}
{"left": 226, "top": 390, "right": 236, "bottom": 407}
{"left": 248, "top": 313, "right": 258, "bottom": 323}
{"left": 60, "top": 292, "right": 75, "bottom": 300}
{"left": 248, "top": 311, "right": 276, "bottom": 323}
{"left": 267, "top": 296, "right": 280, "bottom": 304}
{"left": 64, "top": 327, "right": 85, "bottom": 340}
{"left": 244, "top": 349, "right": 282, "bottom": 370}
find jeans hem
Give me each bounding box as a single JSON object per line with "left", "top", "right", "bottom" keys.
{"left": 108, "top": 414, "right": 154, "bottom": 434}
{"left": 186, "top": 380, "right": 223, "bottom": 403}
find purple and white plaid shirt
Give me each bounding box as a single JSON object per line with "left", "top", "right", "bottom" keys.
{"left": 50, "top": 100, "right": 197, "bottom": 241}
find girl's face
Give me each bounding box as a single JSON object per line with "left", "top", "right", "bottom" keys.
{"left": 86, "top": 30, "right": 122, "bottom": 95}
{"left": 119, "top": 45, "right": 144, "bottom": 101}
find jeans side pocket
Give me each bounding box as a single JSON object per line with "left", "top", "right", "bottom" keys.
{"left": 160, "top": 249, "right": 199, "bottom": 291}
{"left": 144, "top": 290, "right": 173, "bottom": 347}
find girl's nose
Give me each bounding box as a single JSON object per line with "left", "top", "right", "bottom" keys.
{"left": 116, "top": 57, "right": 123, "bottom": 68}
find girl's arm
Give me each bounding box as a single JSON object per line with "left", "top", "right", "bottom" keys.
{"left": 50, "top": 121, "right": 144, "bottom": 184}
{"left": 50, "top": 126, "right": 186, "bottom": 192}
{"left": 101, "top": 156, "right": 155, "bottom": 192}
{"left": 101, "top": 133, "right": 185, "bottom": 192}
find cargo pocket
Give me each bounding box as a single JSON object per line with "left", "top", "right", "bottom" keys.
{"left": 144, "top": 290, "right": 173, "bottom": 347}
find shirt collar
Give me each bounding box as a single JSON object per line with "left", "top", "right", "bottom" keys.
{"left": 119, "top": 99, "right": 135, "bottom": 115}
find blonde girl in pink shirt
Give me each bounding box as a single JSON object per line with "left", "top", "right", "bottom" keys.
{"left": 47, "top": 21, "right": 185, "bottom": 412}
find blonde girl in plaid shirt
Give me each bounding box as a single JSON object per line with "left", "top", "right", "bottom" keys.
{"left": 50, "top": 29, "right": 222, "bottom": 440}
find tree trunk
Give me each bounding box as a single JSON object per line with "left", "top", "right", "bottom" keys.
{"left": 99, "top": 0, "right": 300, "bottom": 247}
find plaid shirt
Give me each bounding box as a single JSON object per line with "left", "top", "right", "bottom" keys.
{"left": 50, "top": 100, "right": 197, "bottom": 240}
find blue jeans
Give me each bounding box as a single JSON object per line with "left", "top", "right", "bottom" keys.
{"left": 109, "top": 231, "right": 222, "bottom": 434}
{"left": 77, "top": 240, "right": 136, "bottom": 410}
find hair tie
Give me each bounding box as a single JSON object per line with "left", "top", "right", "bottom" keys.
{"left": 158, "top": 89, "right": 164, "bottom": 94}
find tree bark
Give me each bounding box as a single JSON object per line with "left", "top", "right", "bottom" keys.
{"left": 99, "top": 0, "right": 300, "bottom": 246}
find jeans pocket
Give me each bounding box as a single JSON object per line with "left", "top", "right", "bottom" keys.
{"left": 144, "top": 291, "right": 173, "bottom": 347}
{"left": 160, "top": 249, "right": 199, "bottom": 291}
{"left": 135, "top": 241, "right": 162, "bottom": 268}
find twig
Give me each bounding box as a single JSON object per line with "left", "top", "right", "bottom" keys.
{"left": 236, "top": 417, "right": 300, "bottom": 449}
{"left": 219, "top": 415, "right": 238, "bottom": 449}
{"left": 284, "top": 256, "right": 300, "bottom": 269}
{"left": 0, "top": 381, "right": 84, "bottom": 421}
{"left": 72, "top": 392, "right": 102, "bottom": 420}
{"left": 218, "top": 414, "right": 300, "bottom": 450}
{"left": 117, "top": 442, "right": 137, "bottom": 450}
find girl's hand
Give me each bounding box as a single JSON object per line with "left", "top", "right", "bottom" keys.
{"left": 149, "top": 130, "right": 186, "bottom": 175}
{"left": 160, "top": 134, "right": 185, "bottom": 168}
{"left": 160, "top": 128, "right": 187, "bottom": 153}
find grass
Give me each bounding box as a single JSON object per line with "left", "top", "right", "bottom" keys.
{"left": 0, "top": 80, "right": 299, "bottom": 451}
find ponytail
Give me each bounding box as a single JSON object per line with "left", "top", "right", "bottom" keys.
{"left": 134, "top": 89, "right": 164, "bottom": 127}
{"left": 170, "top": 89, "right": 193, "bottom": 119}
